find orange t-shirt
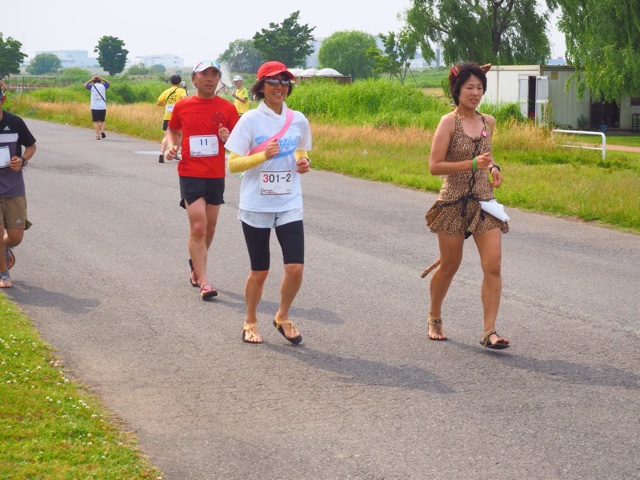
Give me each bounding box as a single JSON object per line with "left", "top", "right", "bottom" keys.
{"left": 169, "top": 96, "right": 239, "bottom": 178}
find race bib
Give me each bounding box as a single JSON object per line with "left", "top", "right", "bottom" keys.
{"left": 165, "top": 104, "right": 175, "bottom": 114}
{"left": 260, "top": 170, "right": 292, "bottom": 195}
{"left": 189, "top": 135, "right": 218, "bottom": 157}
{"left": 0, "top": 146, "right": 10, "bottom": 168}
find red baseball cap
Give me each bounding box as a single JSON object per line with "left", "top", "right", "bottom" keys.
{"left": 257, "top": 61, "right": 294, "bottom": 81}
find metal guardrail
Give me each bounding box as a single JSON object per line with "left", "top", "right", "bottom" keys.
{"left": 551, "top": 129, "right": 606, "bottom": 160}
{"left": 2, "top": 77, "right": 77, "bottom": 94}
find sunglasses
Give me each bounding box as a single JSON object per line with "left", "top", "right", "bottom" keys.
{"left": 264, "top": 78, "right": 291, "bottom": 87}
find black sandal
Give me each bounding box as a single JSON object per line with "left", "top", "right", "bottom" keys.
{"left": 273, "top": 315, "right": 302, "bottom": 345}
{"left": 480, "top": 330, "right": 509, "bottom": 349}
{"left": 200, "top": 284, "right": 218, "bottom": 300}
{"left": 242, "top": 323, "right": 262, "bottom": 344}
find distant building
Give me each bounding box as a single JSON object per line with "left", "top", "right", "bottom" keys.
{"left": 483, "top": 64, "right": 635, "bottom": 130}
{"left": 34, "top": 50, "right": 98, "bottom": 68}
{"left": 289, "top": 67, "right": 352, "bottom": 84}
{"left": 546, "top": 57, "right": 567, "bottom": 66}
{"left": 132, "top": 54, "right": 184, "bottom": 70}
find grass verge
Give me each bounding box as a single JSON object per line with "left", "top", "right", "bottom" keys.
{"left": 0, "top": 296, "right": 162, "bottom": 479}
{"left": 312, "top": 121, "right": 640, "bottom": 233}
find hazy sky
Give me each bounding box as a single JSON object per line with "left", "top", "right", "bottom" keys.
{"left": 6, "top": 0, "right": 565, "bottom": 68}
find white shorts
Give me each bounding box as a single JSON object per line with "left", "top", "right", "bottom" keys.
{"left": 238, "top": 207, "right": 303, "bottom": 229}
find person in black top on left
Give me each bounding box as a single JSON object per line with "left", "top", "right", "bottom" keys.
{"left": 0, "top": 83, "right": 37, "bottom": 288}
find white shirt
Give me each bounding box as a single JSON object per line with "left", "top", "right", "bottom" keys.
{"left": 226, "top": 101, "right": 312, "bottom": 213}
{"left": 90, "top": 83, "right": 107, "bottom": 110}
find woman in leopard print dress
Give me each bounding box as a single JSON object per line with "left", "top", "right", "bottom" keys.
{"left": 424, "top": 62, "right": 510, "bottom": 349}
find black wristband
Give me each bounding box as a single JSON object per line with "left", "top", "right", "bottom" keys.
{"left": 20, "top": 156, "right": 28, "bottom": 167}
{"left": 489, "top": 163, "right": 500, "bottom": 172}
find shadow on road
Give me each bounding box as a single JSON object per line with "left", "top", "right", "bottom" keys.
{"left": 218, "top": 288, "right": 345, "bottom": 325}
{"left": 6, "top": 281, "right": 100, "bottom": 315}
{"left": 265, "top": 343, "right": 455, "bottom": 394}
{"left": 454, "top": 340, "right": 640, "bottom": 390}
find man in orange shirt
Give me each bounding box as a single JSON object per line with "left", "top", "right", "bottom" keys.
{"left": 164, "top": 61, "right": 240, "bottom": 300}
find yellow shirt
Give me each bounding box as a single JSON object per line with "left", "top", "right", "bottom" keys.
{"left": 157, "top": 86, "right": 188, "bottom": 121}
{"left": 233, "top": 87, "right": 249, "bottom": 115}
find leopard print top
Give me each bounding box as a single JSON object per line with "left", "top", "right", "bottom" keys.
{"left": 426, "top": 111, "right": 509, "bottom": 237}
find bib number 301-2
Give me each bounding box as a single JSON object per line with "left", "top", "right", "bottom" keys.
{"left": 260, "top": 170, "right": 292, "bottom": 195}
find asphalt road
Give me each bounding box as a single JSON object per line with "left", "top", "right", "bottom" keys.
{"left": 6, "top": 120, "right": 640, "bottom": 480}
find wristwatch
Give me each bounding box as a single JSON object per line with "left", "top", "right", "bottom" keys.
{"left": 20, "top": 156, "right": 28, "bottom": 167}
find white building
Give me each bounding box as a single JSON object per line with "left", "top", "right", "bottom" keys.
{"left": 34, "top": 50, "right": 98, "bottom": 68}
{"left": 483, "top": 65, "right": 637, "bottom": 130}
{"left": 132, "top": 54, "right": 184, "bottom": 69}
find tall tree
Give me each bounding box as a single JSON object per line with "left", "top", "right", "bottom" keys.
{"left": 253, "top": 11, "right": 315, "bottom": 68}
{"left": 552, "top": 0, "right": 640, "bottom": 101}
{"left": 405, "top": 0, "right": 551, "bottom": 66}
{"left": 0, "top": 33, "right": 27, "bottom": 79}
{"left": 367, "top": 29, "right": 419, "bottom": 85}
{"left": 318, "top": 31, "right": 378, "bottom": 80}
{"left": 219, "top": 39, "right": 264, "bottom": 73}
{"left": 26, "top": 53, "right": 62, "bottom": 75}
{"left": 94, "top": 36, "right": 128, "bottom": 76}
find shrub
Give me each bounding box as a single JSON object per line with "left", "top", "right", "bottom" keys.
{"left": 479, "top": 102, "right": 525, "bottom": 123}
{"left": 289, "top": 78, "right": 450, "bottom": 129}
{"left": 577, "top": 114, "right": 589, "bottom": 131}
{"left": 60, "top": 67, "right": 93, "bottom": 82}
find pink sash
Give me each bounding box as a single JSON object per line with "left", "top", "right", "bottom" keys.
{"left": 248, "top": 109, "right": 294, "bottom": 155}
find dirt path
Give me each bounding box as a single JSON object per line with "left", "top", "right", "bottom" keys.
{"left": 571, "top": 142, "right": 640, "bottom": 153}
{"left": 606, "top": 143, "right": 640, "bottom": 152}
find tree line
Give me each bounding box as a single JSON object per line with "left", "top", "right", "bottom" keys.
{"left": 0, "top": 34, "right": 129, "bottom": 78}
{"left": 1, "top": 1, "right": 639, "bottom": 101}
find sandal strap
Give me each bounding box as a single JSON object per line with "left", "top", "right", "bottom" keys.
{"left": 274, "top": 317, "right": 295, "bottom": 329}
{"left": 481, "top": 330, "right": 498, "bottom": 346}
{"left": 5, "top": 248, "right": 15, "bottom": 271}
{"left": 428, "top": 317, "right": 444, "bottom": 338}
{"left": 243, "top": 323, "right": 259, "bottom": 340}
{"left": 0, "top": 270, "right": 10, "bottom": 280}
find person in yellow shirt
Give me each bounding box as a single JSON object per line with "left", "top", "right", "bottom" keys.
{"left": 231, "top": 75, "right": 249, "bottom": 116}
{"left": 157, "top": 75, "right": 188, "bottom": 163}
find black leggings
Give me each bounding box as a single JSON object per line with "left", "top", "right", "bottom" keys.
{"left": 241, "top": 220, "right": 304, "bottom": 271}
